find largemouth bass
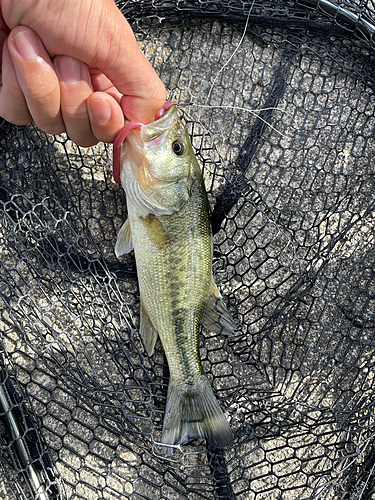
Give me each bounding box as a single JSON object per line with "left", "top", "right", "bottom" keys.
{"left": 113, "top": 103, "right": 234, "bottom": 453}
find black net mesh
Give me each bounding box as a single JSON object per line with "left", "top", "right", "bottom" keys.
{"left": 1, "top": 1, "right": 375, "bottom": 498}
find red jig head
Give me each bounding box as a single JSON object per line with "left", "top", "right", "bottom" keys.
{"left": 155, "top": 102, "right": 177, "bottom": 120}
{"left": 113, "top": 121, "right": 142, "bottom": 184}
{"left": 112, "top": 102, "right": 178, "bottom": 184}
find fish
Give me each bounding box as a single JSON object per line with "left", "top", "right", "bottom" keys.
{"left": 113, "top": 103, "right": 235, "bottom": 454}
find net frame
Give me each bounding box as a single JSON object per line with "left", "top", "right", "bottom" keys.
{"left": 1, "top": 1, "right": 375, "bottom": 499}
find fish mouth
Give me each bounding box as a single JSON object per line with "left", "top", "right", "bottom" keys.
{"left": 113, "top": 102, "right": 178, "bottom": 184}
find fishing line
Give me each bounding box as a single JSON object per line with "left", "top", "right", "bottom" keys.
{"left": 203, "top": 0, "right": 255, "bottom": 107}
{"left": 183, "top": 103, "right": 294, "bottom": 139}
{"left": 182, "top": 0, "right": 288, "bottom": 139}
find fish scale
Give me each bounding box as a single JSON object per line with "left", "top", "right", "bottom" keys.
{"left": 134, "top": 184, "right": 209, "bottom": 382}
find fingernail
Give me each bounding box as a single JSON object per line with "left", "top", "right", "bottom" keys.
{"left": 56, "top": 57, "right": 83, "bottom": 84}
{"left": 12, "top": 30, "right": 40, "bottom": 61}
{"left": 90, "top": 98, "right": 112, "bottom": 124}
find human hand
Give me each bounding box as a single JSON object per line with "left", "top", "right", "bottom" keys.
{"left": 0, "top": 0, "right": 167, "bottom": 146}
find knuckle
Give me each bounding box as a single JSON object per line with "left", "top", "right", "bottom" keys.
{"left": 61, "top": 105, "right": 89, "bottom": 120}
{"left": 7, "top": 117, "right": 32, "bottom": 126}
{"left": 40, "top": 124, "right": 66, "bottom": 136}
{"left": 75, "top": 137, "right": 98, "bottom": 148}
{"left": 30, "top": 83, "right": 59, "bottom": 109}
{"left": 33, "top": 114, "right": 65, "bottom": 136}
{"left": 64, "top": 124, "right": 98, "bottom": 147}
{"left": 0, "top": 106, "right": 32, "bottom": 126}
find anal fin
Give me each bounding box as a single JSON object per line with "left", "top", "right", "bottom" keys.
{"left": 139, "top": 301, "right": 158, "bottom": 355}
{"left": 201, "top": 279, "right": 236, "bottom": 335}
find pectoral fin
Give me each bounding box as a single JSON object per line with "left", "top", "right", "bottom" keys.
{"left": 115, "top": 219, "right": 133, "bottom": 257}
{"left": 140, "top": 301, "right": 159, "bottom": 355}
{"left": 201, "top": 279, "right": 236, "bottom": 335}
{"left": 140, "top": 214, "right": 172, "bottom": 250}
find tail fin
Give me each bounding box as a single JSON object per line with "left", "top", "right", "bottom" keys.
{"left": 161, "top": 375, "right": 233, "bottom": 455}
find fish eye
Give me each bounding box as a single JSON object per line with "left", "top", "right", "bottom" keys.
{"left": 172, "top": 140, "right": 185, "bottom": 156}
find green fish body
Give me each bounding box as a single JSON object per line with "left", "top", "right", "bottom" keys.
{"left": 115, "top": 104, "right": 234, "bottom": 453}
